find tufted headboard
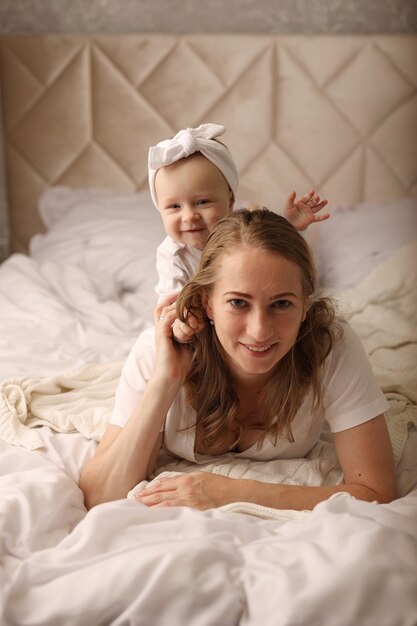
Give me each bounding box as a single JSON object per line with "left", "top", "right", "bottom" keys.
{"left": 1, "top": 34, "right": 416, "bottom": 253}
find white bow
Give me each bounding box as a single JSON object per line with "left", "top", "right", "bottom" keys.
{"left": 148, "top": 123, "right": 239, "bottom": 209}
{"left": 148, "top": 124, "right": 225, "bottom": 169}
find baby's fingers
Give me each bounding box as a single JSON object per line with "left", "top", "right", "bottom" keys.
{"left": 173, "top": 315, "right": 206, "bottom": 344}
{"left": 298, "top": 189, "right": 315, "bottom": 204}
{"left": 310, "top": 199, "right": 328, "bottom": 212}
{"left": 312, "top": 211, "right": 330, "bottom": 223}
{"left": 188, "top": 313, "right": 207, "bottom": 335}
{"left": 172, "top": 319, "right": 197, "bottom": 344}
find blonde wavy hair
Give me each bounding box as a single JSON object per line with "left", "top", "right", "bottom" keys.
{"left": 176, "top": 208, "right": 341, "bottom": 453}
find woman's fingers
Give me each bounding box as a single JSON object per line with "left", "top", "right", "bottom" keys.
{"left": 159, "top": 307, "right": 176, "bottom": 323}
{"left": 136, "top": 472, "right": 227, "bottom": 510}
{"left": 154, "top": 292, "right": 179, "bottom": 325}
{"left": 136, "top": 477, "right": 176, "bottom": 504}
{"left": 156, "top": 307, "right": 177, "bottom": 335}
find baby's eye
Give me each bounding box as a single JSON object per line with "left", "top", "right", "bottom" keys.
{"left": 196, "top": 199, "right": 211, "bottom": 206}
{"left": 166, "top": 203, "right": 181, "bottom": 210}
{"left": 229, "top": 298, "right": 247, "bottom": 309}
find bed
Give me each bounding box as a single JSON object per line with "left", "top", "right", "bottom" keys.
{"left": 0, "top": 34, "right": 416, "bottom": 626}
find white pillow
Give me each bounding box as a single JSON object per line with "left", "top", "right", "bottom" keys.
{"left": 37, "top": 186, "right": 129, "bottom": 228}
{"left": 314, "top": 196, "right": 417, "bottom": 291}
{"left": 30, "top": 187, "right": 165, "bottom": 293}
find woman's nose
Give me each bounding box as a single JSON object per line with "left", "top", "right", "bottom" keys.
{"left": 247, "top": 309, "right": 273, "bottom": 342}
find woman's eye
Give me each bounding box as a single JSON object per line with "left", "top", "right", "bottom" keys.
{"left": 273, "top": 300, "right": 292, "bottom": 309}
{"left": 229, "top": 299, "right": 247, "bottom": 308}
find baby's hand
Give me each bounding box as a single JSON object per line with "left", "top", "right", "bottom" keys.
{"left": 172, "top": 313, "right": 205, "bottom": 344}
{"left": 284, "top": 190, "right": 330, "bottom": 231}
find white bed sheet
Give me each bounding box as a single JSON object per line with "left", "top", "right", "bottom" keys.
{"left": 0, "top": 253, "right": 153, "bottom": 380}
{"left": 0, "top": 194, "right": 416, "bottom": 625}
{"left": 1, "top": 425, "right": 416, "bottom": 626}
{"left": 0, "top": 187, "right": 163, "bottom": 381}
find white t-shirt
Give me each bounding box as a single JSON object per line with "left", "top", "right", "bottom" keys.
{"left": 155, "top": 235, "right": 202, "bottom": 302}
{"left": 109, "top": 322, "right": 389, "bottom": 463}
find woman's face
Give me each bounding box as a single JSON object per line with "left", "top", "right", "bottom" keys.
{"left": 204, "top": 245, "right": 308, "bottom": 385}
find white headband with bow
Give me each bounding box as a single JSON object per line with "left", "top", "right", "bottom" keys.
{"left": 148, "top": 123, "right": 239, "bottom": 209}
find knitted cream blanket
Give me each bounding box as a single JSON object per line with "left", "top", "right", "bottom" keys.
{"left": 0, "top": 362, "right": 122, "bottom": 450}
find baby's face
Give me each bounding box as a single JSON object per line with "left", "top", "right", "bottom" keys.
{"left": 155, "top": 153, "right": 234, "bottom": 250}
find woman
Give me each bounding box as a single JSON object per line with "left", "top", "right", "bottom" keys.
{"left": 79, "top": 209, "right": 397, "bottom": 510}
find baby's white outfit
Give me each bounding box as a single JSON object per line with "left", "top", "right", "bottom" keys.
{"left": 155, "top": 235, "right": 201, "bottom": 302}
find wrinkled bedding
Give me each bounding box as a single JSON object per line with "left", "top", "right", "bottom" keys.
{"left": 0, "top": 243, "right": 416, "bottom": 625}
{"left": 0, "top": 254, "right": 151, "bottom": 380}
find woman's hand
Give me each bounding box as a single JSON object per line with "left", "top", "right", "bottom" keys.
{"left": 136, "top": 472, "right": 237, "bottom": 510}
{"left": 153, "top": 293, "right": 193, "bottom": 386}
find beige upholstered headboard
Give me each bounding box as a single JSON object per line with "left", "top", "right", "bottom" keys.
{"left": 1, "top": 34, "right": 416, "bottom": 253}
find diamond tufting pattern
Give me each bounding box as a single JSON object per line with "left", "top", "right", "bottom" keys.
{"left": 0, "top": 34, "right": 416, "bottom": 252}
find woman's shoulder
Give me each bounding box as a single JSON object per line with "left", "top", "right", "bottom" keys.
{"left": 332, "top": 319, "right": 362, "bottom": 352}
{"left": 324, "top": 319, "right": 375, "bottom": 382}
{"left": 322, "top": 320, "right": 389, "bottom": 430}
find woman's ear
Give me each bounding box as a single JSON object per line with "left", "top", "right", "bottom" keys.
{"left": 301, "top": 297, "right": 309, "bottom": 323}
{"left": 201, "top": 288, "right": 213, "bottom": 319}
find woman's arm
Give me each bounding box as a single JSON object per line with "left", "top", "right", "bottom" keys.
{"left": 79, "top": 377, "right": 175, "bottom": 509}
{"left": 240, "top": 414, "right": 397, "bottom": 509}
{"left": 137, "top": 414, "right": 397, "bottom": 510}
{"left": 79, "top": 295, "right": 192, "bottom": 509}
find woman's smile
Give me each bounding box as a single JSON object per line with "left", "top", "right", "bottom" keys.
{"left": 240, "top": 342, "right": 277, "bottom": 356}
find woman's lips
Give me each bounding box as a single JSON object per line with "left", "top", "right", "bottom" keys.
{"left": 240, "top": 342, "right": 276, "bottom": 356}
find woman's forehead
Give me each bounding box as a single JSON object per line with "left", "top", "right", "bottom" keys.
{"left": 213, "top": 246, "right": 303, "bottom": 291}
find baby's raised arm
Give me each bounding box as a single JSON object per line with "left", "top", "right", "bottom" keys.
{"left": 284, "top": 189, "right": 329, "bottom": 231}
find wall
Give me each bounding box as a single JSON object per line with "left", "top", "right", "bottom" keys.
{"left": 1, "top": 0, "right": 417, "bottom": 35}
{"left": 0, "top": 0, "right": 416, "bottom": 260}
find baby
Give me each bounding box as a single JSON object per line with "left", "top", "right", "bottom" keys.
{"left": 148, "top": 123, "right": 329, "bottom": 342}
